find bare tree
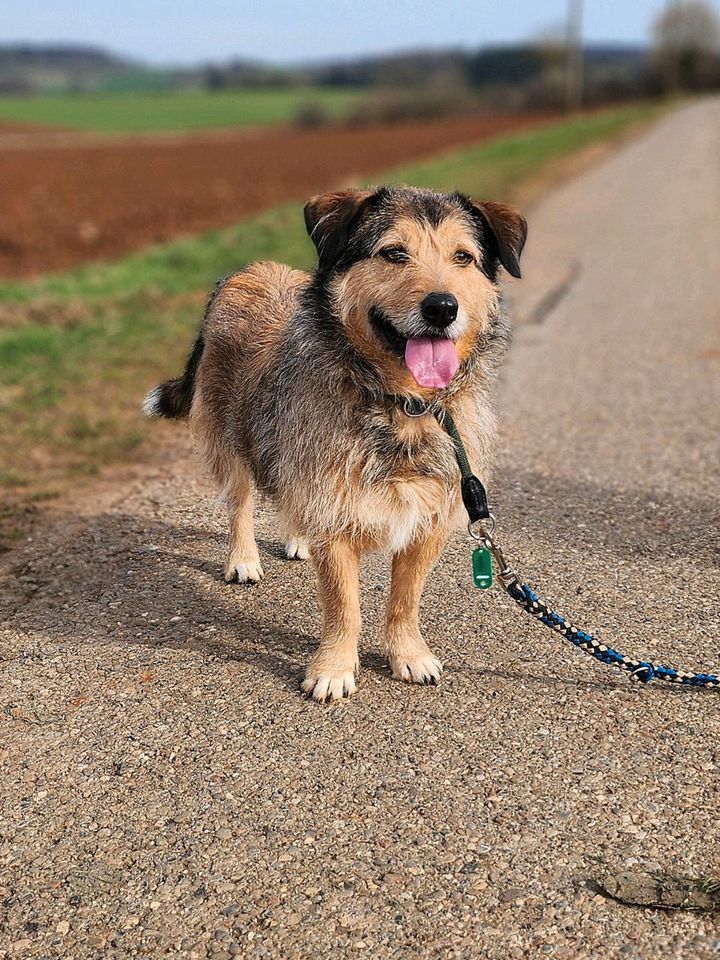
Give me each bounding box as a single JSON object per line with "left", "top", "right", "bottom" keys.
{"left": 653, "top": 1, "right": 720, "bottom": 91}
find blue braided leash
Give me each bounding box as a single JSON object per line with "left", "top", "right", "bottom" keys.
{"left": 502, "top": 579, "right": 719, "bottom": 689}
{"left": 404, "top": 398, "right": 720, "bottom": 691}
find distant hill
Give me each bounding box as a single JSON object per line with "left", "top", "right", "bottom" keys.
{"left": 309, "top": 49, "right": 469, "bottom": 88}
{"left": 0, "top": 41, "right": 653, "bottom": 97}
{"left": 0, "top": 44, "right": 134, "bottom": 93}
{"left": 0, "top": 44, "right": 292, "bottom": 94}
{"left": 311, "top": 43, "right": 650, "bottom": 88}
{"left": 584, "top": 44, "right": 647, "bottom": 66}
{"left": 0, "top": 44, "right": 129, "bottom": 70}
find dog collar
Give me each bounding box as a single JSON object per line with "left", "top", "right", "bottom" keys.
{"left": 389, "top": 394, "right": 491, "bottom": 525}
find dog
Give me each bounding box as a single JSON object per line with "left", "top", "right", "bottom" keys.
{"left": 144, "top": 186, "right": 526, "bottom": 701}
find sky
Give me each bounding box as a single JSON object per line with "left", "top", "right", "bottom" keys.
{"left": 6, "top": 0, "right": 719, "bottom": 65}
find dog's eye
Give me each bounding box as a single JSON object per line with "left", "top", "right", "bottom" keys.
{"left": 379, "top": 246, "right": 408, "bottom": 263}
{"left": 454, "top": 250, "right": 475, "bottom": 266}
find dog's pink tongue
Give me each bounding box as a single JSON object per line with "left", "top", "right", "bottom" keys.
{"left": 404, "top": 337, "right": 459, "bottom": 388}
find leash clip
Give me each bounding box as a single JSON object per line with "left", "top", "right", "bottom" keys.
{"left": 468, "top": 516, "right": 517, "bottom": 587}
{"left": 468, "top": 516, "right": 496, "bottom": 541}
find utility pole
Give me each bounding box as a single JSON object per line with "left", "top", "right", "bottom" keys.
{"left": 565, "top": 0, "right": 584, "bottom": 112}
{"left": 664, "top": 0, "right": 683, "bottom": 93}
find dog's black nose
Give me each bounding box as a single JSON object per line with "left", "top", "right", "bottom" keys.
{"left": 421, "top": 292, "right": 458, "bottom": 328}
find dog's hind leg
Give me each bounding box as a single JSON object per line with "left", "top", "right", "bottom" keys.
{"left": 221, "top": 459, "right": 264, "bottom": 585}
{"left": 278, "top": 517, "right": 310, "bottom": 561}
{"left": 284, "top": 535, "right": 310, "bottom": 561}
{"left": 385, "top": 526, "right": 447, "bottom": 685}
{"left": 302, "top": 536, "right": 361, "bottom": 702}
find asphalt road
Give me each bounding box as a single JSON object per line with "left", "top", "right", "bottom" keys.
{"left": 1, "top": 100, "right": 719, "bottom": 959}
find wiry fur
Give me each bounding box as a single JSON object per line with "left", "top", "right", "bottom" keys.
{"left": 145, "top": 186, "right": 525, "bottom": 701}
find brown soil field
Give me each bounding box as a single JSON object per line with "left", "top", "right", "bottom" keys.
{"left": 0, "top": 114, "right": 558, "bottom": 279}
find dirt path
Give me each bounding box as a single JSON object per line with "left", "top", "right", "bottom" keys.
{"left": 0, "top": 113, "right": 556, "bottom": 279}
{"left": 1, "top": 101, "right": 719, "bottom": 959}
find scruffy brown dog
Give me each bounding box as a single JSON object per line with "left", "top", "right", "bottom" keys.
{"left": 144, "top": 186, "right": 526, "bottom": 701}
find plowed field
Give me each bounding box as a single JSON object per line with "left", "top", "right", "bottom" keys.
{"left": 0, "top": 114, "right": 558, "bottom": 278}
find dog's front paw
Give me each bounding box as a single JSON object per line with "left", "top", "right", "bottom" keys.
{"left": 224, "top": 558, "right": 264, "bottom": 584}
{"left": 302, "top": 668, "right": 357, "bottom": 703}
{"left": 285, "top": 537, "right": 310, "bottom": 561}
{"left": 390, "top": 652, "right": 443, "bottom": 686}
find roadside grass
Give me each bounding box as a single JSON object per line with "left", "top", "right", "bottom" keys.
{"left": 0, "top": 88, "right": 362, "bottom": 133}
{"left": 0, "top": 294, "right": 200, "bottom": 489}
{"left": 0, "top": 102, "right": 664, "bottom": 534}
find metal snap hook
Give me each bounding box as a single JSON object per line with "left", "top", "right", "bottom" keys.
{"left": 468, "top": 515, "right": 496, "bottom": 541}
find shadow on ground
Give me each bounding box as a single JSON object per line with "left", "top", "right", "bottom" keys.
{"left": 494, "top": 467, "right": 719, "bottom": 567}
{"left": 2, "top": 463, "right": 716, "bottom": 698}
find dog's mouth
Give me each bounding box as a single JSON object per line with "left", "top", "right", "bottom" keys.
{"left": 369, "top": 307, "right": 459, "bottom": 389}
{"left": 369, "top": 307, "right": 406, "bottom": 356}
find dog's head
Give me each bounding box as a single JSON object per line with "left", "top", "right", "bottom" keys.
{"left": 304, "top": 186, "right": 526, "bottom": 393}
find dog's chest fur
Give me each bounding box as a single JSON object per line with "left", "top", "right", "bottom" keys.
{"left": 345, "top": 408, "right": 462, "bottom": 551}
{"left": 255, "top": 392, "right": 474, "bottom": 551}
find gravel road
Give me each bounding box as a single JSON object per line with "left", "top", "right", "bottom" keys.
{"left": 1, "top": 100, "right": 719, "bottom": 959}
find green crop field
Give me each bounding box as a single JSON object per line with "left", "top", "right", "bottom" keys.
{"left": 0, "top": 102, "right": 664, "bottom": 540}
{"left": 0, "top": 87, "right": 363, "bottom": 133}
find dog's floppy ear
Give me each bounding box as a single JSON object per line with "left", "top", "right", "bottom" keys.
{"left": 473, "top": 201, "right": 527, "bottom": 279}
{"left": 304, "top": 189, "right": 375, "bottom": 271}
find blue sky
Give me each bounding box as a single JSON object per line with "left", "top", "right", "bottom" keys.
{"left": 6, "top": 0, "right": 719, "bottom": 64}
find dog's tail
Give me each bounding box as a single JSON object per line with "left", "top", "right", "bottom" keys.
{"left": 143, "top": 332, "right": 205, "bottom": 421}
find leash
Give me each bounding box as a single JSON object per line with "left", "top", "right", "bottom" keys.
{"left": 402, "top": 397, "right": 719, "bottom": 691}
